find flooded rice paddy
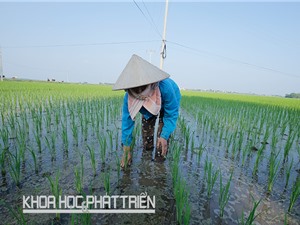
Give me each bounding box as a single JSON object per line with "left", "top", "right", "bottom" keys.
{"left": 0, "top": 82, "right": 300, "bottom": 224}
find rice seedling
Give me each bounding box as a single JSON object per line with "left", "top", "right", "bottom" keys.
{"left": 0, "top": 147, "right": 8, "bottom": 176}
{"left": 114, "top": 125, "right": 119, "bottom": 150}
{"left": 83, "top": 121, "right": 88, "bottom": 142}
{"left": 70, "top": 213, "right": 78, "bottom": 225}
{"left": 239, "top": 196, "right": 262, "bottom": 225}
{"left": 174, "top": 176, "right": 188, "bottom": 224}
{"left": 80, "top": 213, "right": 92, "bottom": 225}
{"left": 219, "top": 171, "right": 233, "bottom": 217}
{"left": 184, "top": 127, "right": 192, "bottom": 150}
{"left": 218, "top": 126, "right": 225, "bottom": 146}
{"left": 90, "top": 113, "right": 96, "bottom": 133}
{"left": 8, "top": 150, "right": 22, "bottom": 187}
{"left": 0, "top": 128, "right": 9, "bottom": 176}
{"left": 35, "top": 114, "right": 43, "bottom": 136}
{"left": 179, "top": 118, "right": 192, "bottom": 149}
{"left": 44, "top": 112, "right": 52, "bottom": 133}
{"left": 280, "top": 120, "right": 288, "bottom": 136}
{"left": 267, "top": 150, "right": 281, "bottom": 193}
{"left": 108, "top": 130, "right": 113, "bottom": 150}
{"left": 74, "top": 166, "right": 83, "bottom": 194}
{"left": 8, "top": 113, "right": 16, "bottom": 136}
{"left": 105, "top": 103, "right": 110, "bottom": 127}
{"left": 283, "top": 132, "right": 296, "bottom": 161}
{"left": 33, "top": 130, "right": 42, "bottom": 153}
{"left": 54, "top": 109, "right": 60, "bottom": 128}
{"left": 250, "top": 130, "right": 260, "bottom": 151}
{"left": 74, "top": 154, "right": 84, "bottom": 194}
{"left": 47, "top": 171, "right": 62, "bottom": 219}
{"left": 262, "top": 125, "right": 271, "bottom": 145}
{"left": 45, "top": 133, "right": 56, "bottom": 161}
{"left": 258, "top": 116, "right": 265, "bottom": 137}
{"left": 225, "top": 134, "right": 233, "bottom": 153}
{"left": 204, "top": 158, "right": 219, "bottom": 198}
{"left": 183, "top": 198, "right": 191, "bottom": 225}
{"left": 61, "top": 104, "right": 67, "bottom": 121}
{"left": 191, "top": 134, "right": 195, "bottom": 151}
{"left": 271, "top": 131, "right": 279, "bottom": 151}
{"left": 29, "top": 147, "right": 38, "bottom": 174}
{"left": 130, "top": 129, "right": 137, "bottom": 150}
{"left": 288, "top": 178, "right": 300, "bottom": 212}
{"left": 115, "top": 152, "right": 121, "bottom": 181}
{"left": 0, "top": 110, "right": 4, "bottom": 126}
{"left": 231, "top": 129, "right": 239, "bottom": 155}
{"left": 20, "top": 113, "right": 29, "bottom": 134}
{"left": 237, "top": 131, "right": 244, "bottom": 152}
{"left": 98, "top": 137, "right": 107, "bottom": 164}
{"left": 87, "top": 145, "right": 97, "bottom": 176}
{"left": 61, "top": 122, "right": 69, "bottom": 151}
{"left": 1, "top": 127, "right": 9, "bottom": 151}
{"left": 103, "top": 169, "right": 111, "bottom": 195}
{"left": 197, "top": 143, "right": 205, "bottom": 164}
{"left": 252, "top": 145, "right": 264, "bottom": 176}
{"left": 171, "top": 144, "right": 181, "bottom": 185}
{"left": 17, "top": 124, "right": 27, "bottom": 161}
{"left": 100, "top": 109, "right": 105, "bottom": 129}
{"left": 0, "top": 201, "right": 27, "bottom": 225}
{"left": 71, "top": 122, "right": 78, "bottom": 146}
{"left": 284, "top": 213, "right": 288, "bottom": 225}
{"left": 285, "top": 158, "right": 293, "bottom": 189}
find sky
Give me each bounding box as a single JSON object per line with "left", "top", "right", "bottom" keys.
{"left": 0, "top": 1, "right": 299, "bottom": 96}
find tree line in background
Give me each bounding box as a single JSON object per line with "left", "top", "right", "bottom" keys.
{"left": 285, "top": 93, "right": 300, "bottom": 99}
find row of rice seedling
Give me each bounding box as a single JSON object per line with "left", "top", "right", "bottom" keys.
{"left": 175, "top": 121, "right": 254, "bottom": 223}
{"left": 1, "top": 81, "right": 299, "bottom": 224}
{"left": 288, "top": 177, "right": 300, "bottom": 212}
{"left": 2, "top": 82, "right": 127, "bottom": 224}
{"left": 47, "top": 171, "right": 62, "bottom": 220}
{"left": 179, "top": 92, "right": 300, "bottom": 223}
{"left": 168, "top": 142, "right": 191, "bottom": 224}
{"left": 0, "top": 81, "right": 123, "bottom": 200}
{"left": 181, "top": 94, "right": 299, "bottom": 186}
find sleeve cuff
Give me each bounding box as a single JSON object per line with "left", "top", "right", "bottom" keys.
{"left": 160, "top": 130, "right": 170, "bottom": 140}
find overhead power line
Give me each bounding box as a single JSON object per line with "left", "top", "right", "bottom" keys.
{"left": 168, "top": 41, "right": 300, "bottom": 79}
{"left": 141, "top": 0, "right": 162, "bottom": 38}
{"left": 2, "top": 40, "right": 160, "bottom": 49}
{"left": 133, "top": 0, "right": 162, "bottom": 39}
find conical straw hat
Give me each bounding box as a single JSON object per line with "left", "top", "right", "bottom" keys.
{"left": 112, "top": 54, "right": 170, "bottom": 90}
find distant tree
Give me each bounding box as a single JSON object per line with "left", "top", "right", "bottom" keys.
{"left": 285, "top": 93, "right": 300, "bottom": 98}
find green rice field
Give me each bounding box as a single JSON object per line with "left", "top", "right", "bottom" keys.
{"left": 0, "top": 80, "right": 299, "bottom": 224}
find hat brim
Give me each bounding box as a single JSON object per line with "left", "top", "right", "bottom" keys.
{"left": 112, "top": 54, "right": 170, "bottom": 91}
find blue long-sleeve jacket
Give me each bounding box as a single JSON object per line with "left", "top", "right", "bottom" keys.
{"left": 122, "top": 78, "right": 181, "bottom": 146}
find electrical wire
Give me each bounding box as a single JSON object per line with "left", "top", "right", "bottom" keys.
{"left": 141, "top": 0, "right": 162, "bottom": 39}
{"left": 133, "top": 0, "right": 162, "bottom": 39}
{"left": 2, "top": 40, "right": 160, "bottom": 49}
{"left": 168, "top": 40, "right": 300, "bottom": 79}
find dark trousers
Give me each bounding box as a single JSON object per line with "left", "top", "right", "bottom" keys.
{"left": 142, "top": 112, "right": 170, "bottom": 157}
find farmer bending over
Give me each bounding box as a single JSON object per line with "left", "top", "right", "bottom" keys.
{"left": 112, "top": 54, "right": 181, "bottom": 167}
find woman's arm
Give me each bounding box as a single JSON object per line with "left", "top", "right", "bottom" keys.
{"left": 121, "top": 92, "right": 135, "bottom": 146}
{"left": 159, "top": 79, "right": 181, "bottom": 140}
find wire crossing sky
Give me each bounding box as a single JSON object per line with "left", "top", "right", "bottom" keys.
{"left": 0, "top": 2, "right": 299, "bottom": 96}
